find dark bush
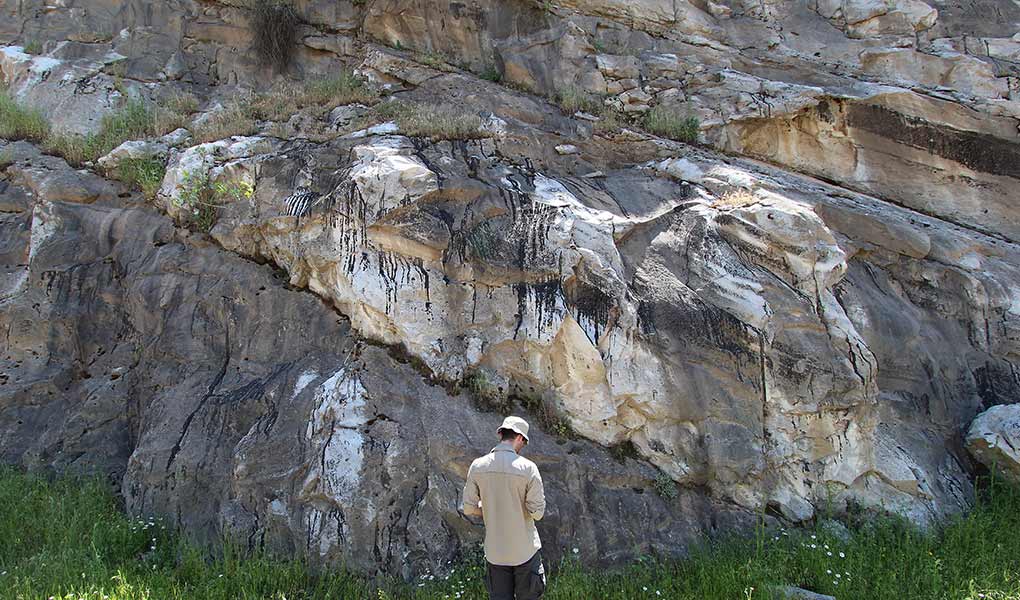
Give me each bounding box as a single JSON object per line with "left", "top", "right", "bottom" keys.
{"left": 249, "top": 0, "right": 301, "bottom": 72}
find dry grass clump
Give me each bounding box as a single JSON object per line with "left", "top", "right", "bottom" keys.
{"left": 248, "top": 0, "right": 301, "bottom": 72}
{"left": 555, "top": 86, "right": 604, "bottom": 115}
{"left": 192, "top": 73, "right": 374, "bottom": 143}
{"left": 373, "top": 100, "right": 485, "bottom": 141}
{"left": 191, "top": 102, "right": 260, "bottom": 144}
{"left": 713, "top": 189, "right": 758, "bottom": 208}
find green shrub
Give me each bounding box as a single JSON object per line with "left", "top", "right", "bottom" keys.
{"left": 642, "top": 104, "right": 700, "bottom": 143}
{"left": 653, "top": 472, "right": 678, "bottom": 500}
{"left": 249, "top": 0, "right": 301, "bottom": 71}
{"left": 0, "top": 91, "right": 50, "bottom": 142}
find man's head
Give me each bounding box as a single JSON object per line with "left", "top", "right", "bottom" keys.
{"left": 497, "top": 416, "right": 530, "bottom": 452}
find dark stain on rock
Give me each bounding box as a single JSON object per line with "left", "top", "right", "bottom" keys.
{"left": 847, "top": 103, "right": 1020, "bottom": 179}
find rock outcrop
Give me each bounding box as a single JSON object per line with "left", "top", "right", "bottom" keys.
{"left": 967, "top": 405, "right": 1020, "bottom": 483}
{"left": 1, "top": 0, "right": 1019, "bottom": 581}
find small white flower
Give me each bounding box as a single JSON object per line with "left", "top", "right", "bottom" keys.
{"left": 810, "top": 544, "right": 817, "bottom": 549}
{"left": 836, "top": 574, "right": 841, "bottom": 579}
{"left": 827, "top": 551, "right": 832, "bottom": 556}
{"left": 656, "top": 592, "right": 661, "bottom": 596}
{"left": 826, "top": 570, "right": 832, "bottom": 574}
{"left": 643, "top": 586, "right": 648, "bottom": 591}
{"left": 810, "top": 535, "right": 816, "bottom": 539}
{"left": 573, "top": 548, "right": 579, "bottom": 554}
{"left": 839, "top": 552, "right": 845, "bottom": 558}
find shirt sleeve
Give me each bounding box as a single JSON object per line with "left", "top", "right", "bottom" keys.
{"left": 461, "top": 462, "right": 482, "bottom": 517}
{"left": 525, "top": 467, "right": 546, "bottom": 521}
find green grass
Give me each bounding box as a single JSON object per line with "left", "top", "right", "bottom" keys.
{"left": 22, "top": 40, "right": 43, "bottom": 55}
{"left": 1, "top": 465, "right": 1018, "bottom": 599}
{"left": 115, "top": 158, "right": 166, "bottom": 200}
{"left": 642, "top": 104, "right": 700, "bottom": 143}
{"left": 0, "top": 92, "right": 50, "bottom": 143}
{"left": 1, "top": 90, "right": 191, "bottom": 167}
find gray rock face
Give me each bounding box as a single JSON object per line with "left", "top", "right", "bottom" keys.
{"left": 1, "top": 0, "right": 1019, "bottom": 582}
{"left": 0, "top": 143, "right": 755, "bottom": 576}
{"left": 966, "top": 405, "right": 1020, "bottom": 484}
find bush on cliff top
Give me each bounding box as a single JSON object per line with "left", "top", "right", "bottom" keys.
{"left": 1, "top": 465, "right": 1018, "bottom": 600}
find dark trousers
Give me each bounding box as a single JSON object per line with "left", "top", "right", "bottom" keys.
{"left": 485, "top": 550, "right": 546, "bottom": 600}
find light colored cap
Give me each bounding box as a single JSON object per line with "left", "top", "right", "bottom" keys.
{"left": 497, "top": 416, "right": 530, "bottom": 442}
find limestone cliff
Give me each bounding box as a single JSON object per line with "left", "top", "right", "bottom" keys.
{"left": 0, "top": 0, "right": 1018, "bottom": 579}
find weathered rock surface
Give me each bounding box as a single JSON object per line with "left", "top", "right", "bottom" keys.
{"left": 0, "top": 142, "right": 756, "bottom": 576}
{"left": 1, "top": 0, "right": 1019, "bottom": 582}
{"left": 966, "top": 405, "right": 1020, "bottom": 483}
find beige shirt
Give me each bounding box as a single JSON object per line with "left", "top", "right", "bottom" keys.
{"left": 461, "top": 441, "right": 546, "bottom": 566}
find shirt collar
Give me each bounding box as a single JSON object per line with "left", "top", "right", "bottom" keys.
{"left": 491, "top": 441, "right": 518, "bottom": 454}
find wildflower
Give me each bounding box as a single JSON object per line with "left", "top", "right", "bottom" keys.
{"left": 573, "top": 548, "right": 579, "bottom": 554}
{"left": 643, "top": 586, "right": 648, "bottom": 591}
{"left": 826, "top": 551, "right": 832, "bottom": 556}
{"left": 839, "top": 552, "right": 845, "bottom": 558}
{"left": 835, "top": 573, "right": 841, "bottom": 579}
{"left": 811, "top": 535, "right": 816, "bottom": 539}
{"left": 826, "top": 570, "right": 832, "bottom": 574}
{"left": 656, "top": 592, "right": 661, "bottom": 596}
{"left": 810, "top": 544, "right": 817, "bottom": 549}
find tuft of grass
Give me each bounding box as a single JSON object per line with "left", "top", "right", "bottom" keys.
{"left": 0, "top": 90, "right": 50, "bottom": 143}
{"left": 192, "top": 102, "right": 260, "bottom": 144}
{"left": 22, "top": 39, "right": 43, "bottom": 55}
{"left": 299, "top": 73, "right": 377, "bottom": 108}
{"left": 414, "top": 50, "right": 453, "bottom": 71}
{"left": 479, "top": 65, "right": 502, "bottom": 82}
{"left": 555, "top": 86, "right": 603, "bottom": 115}
{"left": 192, "top": 73, "right": 374, "bottom": 143}
{"left": 0, "top": 92, "right": 193, "bottom": 167}
{"left": 0, "top": 467, "right": 1019, "bottom": 599}
{"left": 372, "top": 100, "right": 485, "bottom": 141}
{"left": 248, "top": 0, "right": 301, "bottom": 72}
{"left": 42, "top": 99, "right": 168, "bottom": 167}
{"left": 642, "top": 104, "right": 700, "bottom": 143}
{"left": 115, "top": 158, "right": 166, "bottom": 200}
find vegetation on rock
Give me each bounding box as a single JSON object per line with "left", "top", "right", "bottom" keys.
{"left": 642, "top": 105, "right": 700, "bottom": 143}
{"left": 115, "top": 158, "right": 167, "bottom": 201}
{"left": 372, "top": 100, "right": 486, "bottom": 141}
{"left": 248, "top": 0, "right": 301, "bottom": 72}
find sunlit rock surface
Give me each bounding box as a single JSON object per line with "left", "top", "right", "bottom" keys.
{"left": 1, "top": 0, "right": 1019, "bottom": 579}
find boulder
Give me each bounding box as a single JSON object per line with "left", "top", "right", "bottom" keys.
{"left": 966, "top": 405, "right": 1020, "bottom": 483}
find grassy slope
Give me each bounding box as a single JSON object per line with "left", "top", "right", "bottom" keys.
{"left": 0, "top": 466, "right": 1018, "bottom": 599}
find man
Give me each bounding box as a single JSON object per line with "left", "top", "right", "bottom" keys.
{"left": 461, "top": 416, "right": 547, "bottom": 600}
